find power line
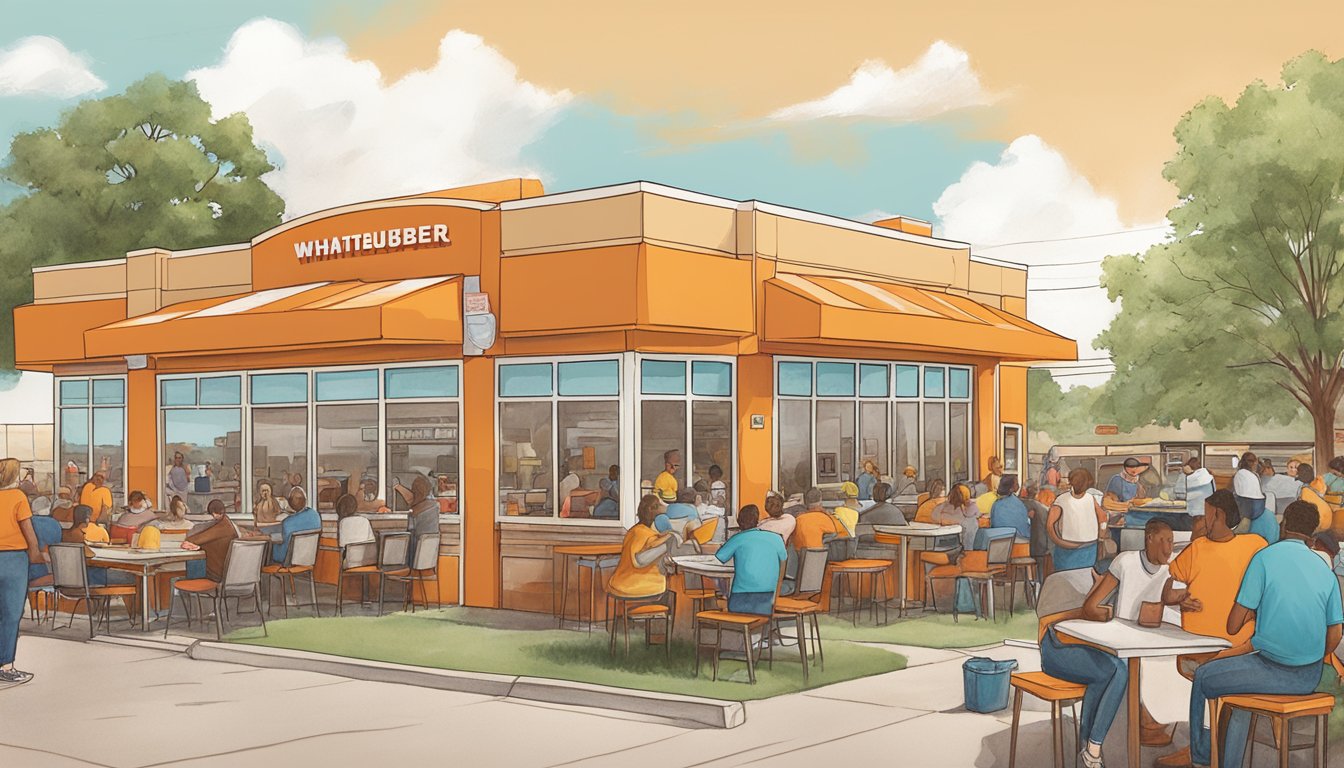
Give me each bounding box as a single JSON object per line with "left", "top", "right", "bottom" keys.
{"left": 974, "top": 225, "right": 1169, "bottom": 251}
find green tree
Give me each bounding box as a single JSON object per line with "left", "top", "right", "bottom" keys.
{"left": 1027, "top": 369, "right": 1110, "bottom": 444}
{"left": 0, "top": 73, "right": 283, "bottom": 368}
{"left": 1098, "top": 51, "right": 1344, "bottom": 462}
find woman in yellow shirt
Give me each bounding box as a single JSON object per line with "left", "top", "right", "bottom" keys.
{"left": 608, "top": 495, "right": 673, "bottom": 598}
{"left": 914, "top": 479, "right": 947, "bottom": 524}
{"left": 0, "top": 457, "right": 43, "bottom": 685}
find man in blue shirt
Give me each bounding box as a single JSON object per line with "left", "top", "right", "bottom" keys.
{"left": 1186, "top": 500, "right": 1343, "bottom": 768}
{"left": 273, "top": 488, "right": 321, "bottom": 563}
{"left": 654, "top": 489, "right": 702, "bottom": 535}
{"left": 989, "top": 475, "right": 1032, "bottom": 540}
{"left": 26, "top": 512, "right": 62, "bottom": 581}
{"left": 1104, "top": 458, "right": 1145, "bottom": 506}
{"left": 715, "top": 504, "right": 787, "bottom": 616}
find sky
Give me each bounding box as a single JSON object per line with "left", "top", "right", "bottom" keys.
{"left": 1, "top": 0, "right": 1341, "bottom": 419}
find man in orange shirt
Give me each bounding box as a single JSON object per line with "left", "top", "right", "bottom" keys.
{"left": 791, "top": 487, "right": 847, "bottom": 550}
{"left": 1155, "top": 488, "right": 1267, "bottom": 767}
{"left": 79, "top": 472, "right": 113, "bottom": 523}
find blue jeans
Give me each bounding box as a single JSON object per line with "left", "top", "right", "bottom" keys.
{"left": 185, "top": 559, "right": 207, "bottom": 580}
{"left": 87, "top": 567, "right": 136, "bottom": 587}
{"left": 0, "top": 550, "right": 29, "bottom": 666}
{"left": 728, "top": 591, "right": 775, "bottom": 616}
{"left": 1041, "top": 628, "right": 1128, "bottom": 745}
{"left": 1189, "top": 652, "right": 1321, "bottom": 767}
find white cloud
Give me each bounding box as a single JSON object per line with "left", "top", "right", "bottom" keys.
{"left": 187, "top": 19, "right": 572, "bottom": 218}
{"left": 933, "top": 135, "right": 1170, "bottom": 388}
{"left": 769, "top": 41, "right": 994, "bottom": 122}
{"left": 0, "top": 371, "right": 52, "bottom": 424}
{"left": 0, "top": 36, "right": 105, "bottom": 98}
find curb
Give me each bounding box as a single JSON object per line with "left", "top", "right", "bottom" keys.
{"left": 188, "top": 641, "right": 744, "bottom": 729}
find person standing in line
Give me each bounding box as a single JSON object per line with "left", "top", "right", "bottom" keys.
{"left": 166, "top": 452, "right": 191, "bottom": 500}
{"left": 654, "top": 450, "right": 680, "bottom": 504}
{"left": 1233, "top": 451, "right": 1275, "bottom": 543}
{"left": 856, "top": 460, "right": 880, "bottom": 501}
{"left": 1048, "top": 468, "right": 1106, "bottom": 572}
{"left": 0, "top": 458, "right": 43, "bottom": 686}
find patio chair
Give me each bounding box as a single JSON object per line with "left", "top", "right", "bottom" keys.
{"left": 385, "top": 534, "right": 441, "bottom": 612}
{"left": 772, "top": 546, "right": 829, "bottom": 683}
{"left": 694, "top": 564, "right": 785, "bottom": 684}
{"left": 163, "top": 539, "right": 268, "bottom": 641}
{"left": 338, "top": 531, "right": 411, "bottom": 616}
{"left": 926, "top": 527, "right": 1015, "bottom": 622}
{"left": 607, "top": 589, "right": 676, "bottom": 658}
{"left": 27, "top": 576, "right": 55, "bottom": 627}
{"left": 261, "top": 529, "right": 320, "bottom": 618}
{"left": 48, "top": 543, "right": 136, "bottom": 638}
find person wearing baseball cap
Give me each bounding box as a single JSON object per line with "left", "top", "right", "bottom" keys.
{"left": 1104, "top": 458, "right": 1148, "bottom": 513}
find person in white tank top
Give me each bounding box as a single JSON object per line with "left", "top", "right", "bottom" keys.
{"left": 1048, "top": 468, "right": 1106, "bottom": 572}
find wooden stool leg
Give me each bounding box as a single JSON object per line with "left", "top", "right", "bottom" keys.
{"left": 795, "top": 614, "right": 808, "bottom": 684}
{"left": 1245, "top": 712, "right": 1258, "bottom": 767}
{"left": 743, "top": 625, "right": 756, "bottom": 684}
{"left": 1052, "top": 700, "right": 1064, "bottom": 768}
{"left": 1276, "top": 715, "right": 1289, "bottom": 768}
{"left": 1008, "top": 687, "right": 1022, "bottom": 768}
{"left": 1317, "top": 713, "right": 1327, "bottom": 768}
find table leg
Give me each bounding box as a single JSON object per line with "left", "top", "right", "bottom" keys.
{"left": 558, "top": 554, "right": 571, "bottom": 628}
{"left": 1127, "top": 657, "right": 1140, "bottom": 768}
{"left": 141, "top": 567, "right": 151, "bottom": 631}
{"left": 898, "top": 539, "right": 909, "bottom": 618}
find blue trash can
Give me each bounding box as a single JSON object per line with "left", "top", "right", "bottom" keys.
{"left": 962, "top": 656, "right": 1019, "bottom": 713}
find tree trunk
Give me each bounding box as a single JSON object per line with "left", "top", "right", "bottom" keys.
{"left": 1311, "top": 396, "right": 1339, "bottom": 469}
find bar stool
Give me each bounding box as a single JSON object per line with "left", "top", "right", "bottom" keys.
{"left": 1007, "top": 671, "right": 1083, "bottom": 768}
{"left": 1212, "top": 692, "right": 1334, "bottom": 768}
{"left": 606, "top": 591, "right": 675, "bottom": 657}
{"left": 827, "top": 559, "right": 892, "bottom": 626}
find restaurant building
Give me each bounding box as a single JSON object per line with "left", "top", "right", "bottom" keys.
{"left": 13, "top": 178, "right": 1076, "bottom": 610}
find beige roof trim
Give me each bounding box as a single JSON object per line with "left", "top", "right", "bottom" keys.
{"left": 32, "top": 257, "right": 126, "bottom": 274}
{"left": 253, "top": 197, "right": 497, "bottom": 246}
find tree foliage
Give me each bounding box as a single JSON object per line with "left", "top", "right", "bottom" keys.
{"left": 0, "top": 74, "right": 283, "bottom": 367}
{"left": 1027, "top": 369, "right": 1110, "bottom": 443}
{"left": 1097, "top": 51, "right": 1344, "bottom": 461}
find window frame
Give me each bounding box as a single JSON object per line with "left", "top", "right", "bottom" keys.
{"left": 1001, "top": 422, "right": 1024, "bottom": 475}
{"left": 53, "top": 374, "right": 128, "bottom": 506}
{"left": 772, "top": 356, "right": 974, "bottom": 494}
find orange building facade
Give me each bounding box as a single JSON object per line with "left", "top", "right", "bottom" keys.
{"left": 14, "top": 178, "right": 1075, "bottom": 610}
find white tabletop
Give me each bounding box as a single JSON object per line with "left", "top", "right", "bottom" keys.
{"left": 1053, "top": 618, "right": 1230, "bottom": 659}
{"left": 671, "top": 554, "right": 734, "bottom": 577}
{"left": 873, "top": 523, "right": 963, "bottom": 538}
{"left": 87, "top": 546, "right": 205, "bottom": 564}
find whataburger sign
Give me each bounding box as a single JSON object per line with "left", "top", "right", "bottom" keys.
{"left": 293, "top": 223, "right": 451, "bottom": 262}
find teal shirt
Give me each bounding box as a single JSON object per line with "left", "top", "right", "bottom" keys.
{"left": 1236, "top": 538, "right": 1344, "bottom": 666}
{"left": 715, "top": 528, "right": 786, "bottom": 594}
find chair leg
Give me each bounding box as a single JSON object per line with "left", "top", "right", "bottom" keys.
{"left": 377, "top": 573, "right": 386, "bottom": 617}
{"left": 711, "top": 625, "right": 721, "bottom": 681}
{"left": 1317, "top": 713, "right": 1327, "bottom": 768}
{"left": 743, "top": 625, "right": 756, "bottom": 684}
{"left": 1008, "top": 687, "right": 1022, "bottom": 768}
{"left": 796, "top": 614, "right": 808, "bottom": 684}
{"left": 256, "top": 584, "right": 268, "bottom": 637}
{"left": 813, "top": 611, "right": 825, "bottom": 670}
{"left": 337, "top": 572, "right": 345, "bottom": 616}
{"left": 1052, "top": 700, "right": 1064, "bottom": 768}
{"left": 309, "top": 573, "right": 320, "bottom": 617}
{"left": 607, "top": 597, "right": 617, "bottom": 656}
{"left": 1276, "top": 714, "right": 1288, "bottom": 768}
{"left": 213, "top": 594, "right": 224, "bottom": 642}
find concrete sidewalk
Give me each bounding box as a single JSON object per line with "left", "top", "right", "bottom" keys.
{"left": 0, "top": 634, "right": 1332, "bottom": 767}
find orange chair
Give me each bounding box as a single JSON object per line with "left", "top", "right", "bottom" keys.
{"left": 607, "top": 591, "right": 675, "bottom": 658}
{"left": 1007, "top": 672, "right": 1084, "bottom": 768}
{"left": 695, "top": 565, "right": 784, "bottom": 683}
{"left": 772, "top": 546, "right": 829, "bottom": 682}
{"left": 926, "top": 532, "right": 1015, "bottom": 621}
{"left": 1211, "top": 692, "right": 1334, "bottom": 768}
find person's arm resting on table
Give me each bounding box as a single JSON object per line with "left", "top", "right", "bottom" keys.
{"left": 633, "top": 532, "right": 673, "bottom": 568}
{"left": 1080, "top": 570, "right": 1118, "bottom": 622}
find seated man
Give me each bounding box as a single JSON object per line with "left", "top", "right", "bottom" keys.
{"left": 758, "top": 494, "right": 797, "bottom": 541}
{"left": 1051, "top": 519, "right": 1177, "bottom": 767}
{"left": 654, "top": 489, "right": 702, "bottom": 536}
{"left": 26, "top": 507, "right": 62, "bottom": 584}
{"left": 791, "top": 487, "right": 846, "bottom": 551}
{"left": 989, "top": 475, "right": 1032, "bottom": 540}
{"left": 857, "top": 482, "right": 907, "bottom": 530}
{"left": 181, "top": 499, "right": 240, "bottom": 581}
{"left": 273, "top": 488, "right": 321, "bottom": 564}
{"left": 714, "top": 504, "right": 787, "bottom": 615}
{"left": 62, "top": 505, "right": 135, "bottom": 586}
{"left": 1185, "top": 501, "right": 1343, "bottom": 768}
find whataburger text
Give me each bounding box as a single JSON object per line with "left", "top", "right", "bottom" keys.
{"left": 293, "top": 224, "right": 450, "bottom": 262}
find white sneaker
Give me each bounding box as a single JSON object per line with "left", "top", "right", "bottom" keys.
{"left": 1079, "top": 750, "right": 1104, "bottom": 768}
{"left": 0, "top": 668, "right": 34, "bottom": 687}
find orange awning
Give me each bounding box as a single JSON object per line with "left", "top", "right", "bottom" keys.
{"left": 84, "top": 276, "right": 462, "bottom": 358}
{"left": 764, "top": 273, "right": 1076, "bottom": 361}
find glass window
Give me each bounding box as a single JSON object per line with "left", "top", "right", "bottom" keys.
{"left": 92, "top": 379, "right": 125, "bottom": 405}
{"left": 816, "top": 362, "right": 856, "bottom": 397}
{"left": 691, "top": 361, "right": 732, "bottom": 397}
{"left": 950, "top": 403, "right": 970, "bottom": 484}
{"left": 923, "top": 403, "right": 947, "bottom": 487}
{"left": 815, "top": 401, "right": 855, "bottom": 484}
{"left": 251, "top": 372, "right": 308, "bottom": 405}
{"left": 499, "top": 402, "right": 553, "bottom": 516}
{"left": 91, "top": 407, "right": 125, "bottom": 498}
{"left": 895, "top": 365, "right": 919, "bottom": 397}
{"left": 777, "top": 400, "right": 812, "bottom": 497}
{"left": 640, "top": 360, "right": 686, "bottom": 396}
{"left": 199, "top": 376, "right": 242, "bottom": 406}
{"left": 162, "top": 408, "right": 241, "bottom": 514}
{"left": 557, "top": 360, "right": 619, "bottom": 397}
{"left": 859, "top": 364, "right": 888, "bottom": 398}
{"left": 161, "top": 379, "right": 196, "bottom": 407}
{"left": 315, "top": 403, "right": 378, "bottom": 511}
{"left": 385, "top": 366, "right": 458, "bottom": 399}
{"left": 641, "top": 400, "right": 686, "bottom": 494}
{"left": 387, "top": 402, "right": 459, "bottom": 513}
{"left": 859, "top": 402, "right": 888, "bottom": 488}
{"left": 499, "top": 363, "right": 553, "bottom": 398}
{"left": 924, "top": 366, "right": 946, "bottom": 398}
{"left": 315, "top": 369, "right": 378, "bottom": 401}
{"left": 59, "top": 408, "right": 89, "bottom": 490}
{"left": 777, "top": 361, "right": 812, "bottom": 397}
{"left": 950, "top": 368, "right": 971, "bottom": 400}
{"left": 692, "top": 400, "right": 733, "bottom": 508}
{"left": 1002, "top": 423, "right": 1021, "bottom": 475}
{"left": 894, "top": 402, "right": 920, "bottom": 492}
{"left": 251, "top": 407, "right": 307, "bottom": 509}
{"left": 59, "top": 380, "right": 89, "bottom": 406}
{"left": 557, "top": 401, "right": 619, "bottom": 517}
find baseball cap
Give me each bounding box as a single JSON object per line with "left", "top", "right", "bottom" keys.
{"left": 1123, "top": 458, "right": 1143, "bottom": 469}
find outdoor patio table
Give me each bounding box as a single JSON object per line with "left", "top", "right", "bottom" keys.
{"left": 88, "top": 545, "right": 206, "bottom": 632}
{"left": 670, "top": 554, "right": 734, "bottom": 581}
{"left": 1053, "top": 618, "right": 1230, "bottom": 768}
{"left": 552, "top": 543, "right": 624, "bottom": 629}
{"left": 872, "top": 522, "right": 963, "bottom": 616}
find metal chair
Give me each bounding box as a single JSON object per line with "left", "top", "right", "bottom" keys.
{"left": 48, "top": 543, "right": 136, "bottom": 638}
{"left": 386, "top": 534, "right": 441, "bottom": 612}
{"left": 338, "top": 531, "right": 411, "bottom": 616}
{"left": 164, "top": 539, "right": 269, "bottom": 641}
{"left": 261, "top": 530, "right": 320, "bottom": 618}
{"left": 926, "top": 527, "right": 1016, "bottom": 621}
{"left": 695, "top": 564, "right": 786, "bottom": 684}
{"left": 772, "top": 546, "right": 829, "bottom": 682}
{"left": 606, "top": 589, "right": 676, "bottom": 658}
